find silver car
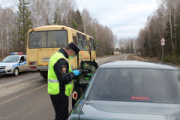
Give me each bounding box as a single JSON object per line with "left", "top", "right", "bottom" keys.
{"left": 69, "top": 61, "right": 180, "bottom": 120}
{"left": 0, "top": 53, "right": 27, "bottom": 76}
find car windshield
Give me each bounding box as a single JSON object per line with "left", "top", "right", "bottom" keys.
{"left": 88, "top": 68, "right": 180, "bottom": 104}
{"left": 2, "top": 56, "right": 20, "bottom": 62}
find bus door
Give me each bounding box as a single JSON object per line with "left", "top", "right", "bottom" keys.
{"left": 82, "top": 35, "right": 90, "bottom": 61}
{"left": 72, "top": 34, "right": 79, "bottom": 69}
{"left": 90, "top": 38, "right": 96, "bottom": 61}
{"left": 87, "top": 37, "right": 92, "bottom": 61}
{"left": 77, "top": 33, "right": 90, "bottom": 63}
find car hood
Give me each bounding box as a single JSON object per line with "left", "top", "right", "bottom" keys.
{"left": 0, "top": 62, "right": 17, "bottom": 66}
{"left": 79, "top": 100, "right": 180, "bottom": 120}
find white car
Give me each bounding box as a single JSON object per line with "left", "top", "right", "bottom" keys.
{"left": 0, "top": 52, "right": 27, "bottom": 76}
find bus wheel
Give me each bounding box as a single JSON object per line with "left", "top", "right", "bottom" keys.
{"left": 14, "top": 68, "right": 19, "bottom": 76}
{"left": 40, "top": 71, "right": 47, "bottom": 79}
{"left": 42, "top": 75, "right": 47, "bottom": 79}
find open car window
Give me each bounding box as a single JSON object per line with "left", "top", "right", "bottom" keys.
{"left": 88, "top": 68, "right": 180, "bottom": 104}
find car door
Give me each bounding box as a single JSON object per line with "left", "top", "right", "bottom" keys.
{"left": 23, "top": 56, "right": 27, "bottom": 71}
{"left": 18, "top": 56, "right": 23, "bottom": 72}
{"left": 72, "top": 61, "right": 98, "bottom": 106}
{"left": 19, "top": 56, "right": 26, "bottom": 72}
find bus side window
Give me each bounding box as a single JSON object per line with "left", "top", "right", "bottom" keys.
{"left": 77, "top": 33, "right": 83, "bottom": 50}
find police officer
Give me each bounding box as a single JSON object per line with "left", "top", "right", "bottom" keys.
{"left": 48, "top": 42, "right": 81, "bottom": 120}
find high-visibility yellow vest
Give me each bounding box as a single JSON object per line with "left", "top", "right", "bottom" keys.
{"left": 48, "top": 52, "right": 73, "bottom": 96}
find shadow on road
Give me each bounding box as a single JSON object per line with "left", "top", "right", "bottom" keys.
{"left": 0, "top": 71, "right": 32, "bottom": 77}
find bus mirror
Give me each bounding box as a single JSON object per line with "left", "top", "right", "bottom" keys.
{"left": 83, "top": 73, "right": 93, "bottom": 80}
{"left": 80, "top": 61, "right": 98, "bottom": 73}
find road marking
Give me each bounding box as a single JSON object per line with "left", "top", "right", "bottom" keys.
{"left": 124, "top": 55, "right": 128, "bottom": 60}
{"left": 0, "top": 84, "right": 47, "bottom": 106}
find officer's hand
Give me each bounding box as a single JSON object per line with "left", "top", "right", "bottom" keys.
{"left": 72, "top": 70, "right": 81, "bottom": 76}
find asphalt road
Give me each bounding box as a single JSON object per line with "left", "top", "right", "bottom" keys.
{"left": 0, "top": 54, "right": 129, "bottom": 120}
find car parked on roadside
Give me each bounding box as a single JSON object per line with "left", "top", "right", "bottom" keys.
{"left": 0, "top": 52, "right": 27, "bottom": 76}
{"left": 68, "top": 61, "right": 180, "bottom": 120}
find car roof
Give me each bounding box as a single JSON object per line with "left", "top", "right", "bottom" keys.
{"left": 6, "top": 55, "right": 26, "bottom": 57}
{"left": 99, "top": 60, "right": 179, "bottom": 70}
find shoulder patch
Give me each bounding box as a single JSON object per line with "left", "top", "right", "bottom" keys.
{"left": 62, "top": 65, "right": 67, "bottom": 73}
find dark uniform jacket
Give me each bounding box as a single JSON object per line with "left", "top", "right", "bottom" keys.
{"left": 53, "top": 48, "right": 75, "bottom": 93}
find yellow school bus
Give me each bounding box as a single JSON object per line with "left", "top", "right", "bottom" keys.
{"left": 26, "top": 25, "right": 96, "bottom": 78}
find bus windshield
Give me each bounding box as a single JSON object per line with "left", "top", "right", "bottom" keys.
{"left": 28, "top": 30, "right": 68, "bottom": 49}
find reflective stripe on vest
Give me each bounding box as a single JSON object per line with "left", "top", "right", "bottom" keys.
{"left": 48, "top": 79, "right": 59, "bottom": 83}
{"left": 47, "top": 52, "right": 73, "bottom": 96}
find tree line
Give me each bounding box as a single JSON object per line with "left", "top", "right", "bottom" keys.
{"left": 0, "top": 0, "right": 117, "bottom": 58}
{"left": 136, "top": 0, "right": 180, "bottom": 63}
{"left": 118, "top": 38, "right": 137, "bottom": 54}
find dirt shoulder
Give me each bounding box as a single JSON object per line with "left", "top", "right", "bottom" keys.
{"left": 127, "top": 54, "right": 180, "bottom": 68}
{"left": 126, "top": 54, "right": 158, "bottom": 61}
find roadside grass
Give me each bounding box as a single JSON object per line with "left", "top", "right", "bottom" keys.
{"left": 127, "top": 55, "right": 180, "bottom": 68}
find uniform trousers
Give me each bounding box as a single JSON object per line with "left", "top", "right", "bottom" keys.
{"left": 50, "top": 93, "right": 69, "bottom": 120}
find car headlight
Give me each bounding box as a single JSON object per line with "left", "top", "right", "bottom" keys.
{"left": 5, "top": 66, "right": 11, "bottom": 69}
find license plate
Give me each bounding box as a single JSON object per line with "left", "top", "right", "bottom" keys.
{"left": 0, "top": 70, "right": 3, "bottom": 72}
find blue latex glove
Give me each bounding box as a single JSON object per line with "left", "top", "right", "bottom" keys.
{"left": 72, "top": 70, "right": 81, "bottom": 76}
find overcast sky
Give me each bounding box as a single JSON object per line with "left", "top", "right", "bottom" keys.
{"left": 76, "top": 0, "right": 158, "bottom": 40}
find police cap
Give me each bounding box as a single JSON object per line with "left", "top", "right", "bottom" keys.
{"left": 68, "top": 42, "right": 80, "bottom": 55}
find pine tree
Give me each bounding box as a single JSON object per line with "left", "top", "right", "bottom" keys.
{"left": 71, "top": 19, "right": 79, "bottom": 30}
{"left": 17, "top": 0, "right": 32, "bottom": 53}
{"left": 131, "top": 39, "right": 133, "bottom": 53}
{"left": 75, "top": 9, "right": 83, "bottom": 32}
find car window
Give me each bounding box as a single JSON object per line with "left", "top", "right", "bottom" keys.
{"left": 88, "top": 68, "right": 180, "bottom": 104}
{"left": 20, "top": 56, "right": 25, "bottom": 62}
{"left": 2, "top": 56, "right": 20, "bottom": 63}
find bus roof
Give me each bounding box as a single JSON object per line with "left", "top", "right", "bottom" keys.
{"left": 30, "top": 25, "right": 94, "bottom": 39}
